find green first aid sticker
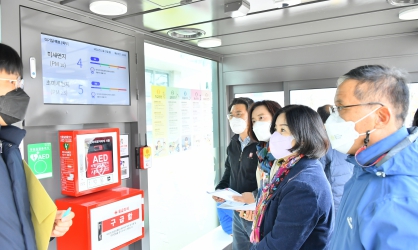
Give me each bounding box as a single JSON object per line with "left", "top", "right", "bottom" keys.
{"left": 27, "top": 143, "right": 53, "bottom": 179}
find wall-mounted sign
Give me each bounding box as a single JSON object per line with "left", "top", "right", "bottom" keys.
{"left": 27, "top": 143, "right": 53, "bottom": 179}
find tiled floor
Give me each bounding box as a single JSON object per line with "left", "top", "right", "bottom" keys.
{"left": 182, "top": 226, "right": 233, "bottom": 250}
{"left": 223, "top": 243, "right": 232, "bottom": 250}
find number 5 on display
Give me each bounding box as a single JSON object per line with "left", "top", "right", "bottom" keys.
{"left": 78, "top": 85, "right": 83, "bottom": 94}
{"left": 77, "top": 59, "right": 82, "bottom": 68}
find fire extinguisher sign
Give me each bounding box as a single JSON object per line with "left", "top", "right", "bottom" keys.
{"left": 90, "top": 195, "right": 143, "bottom": 250}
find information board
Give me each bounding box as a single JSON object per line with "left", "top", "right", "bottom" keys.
{"left": 41, "top": 34, "right": 130, "bottom": 105}
{"left": 150, "top": 86, "right": 213, "bottom": 158}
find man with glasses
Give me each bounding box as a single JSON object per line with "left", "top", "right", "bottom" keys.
{"left": 326, "top": 65, "right": 418, "bottom": 249}
{"left": 0, "top": 43, "right": 74, "bottom": 249}
{"left": 213, "top": 97, "right": 258, "bottom": 250}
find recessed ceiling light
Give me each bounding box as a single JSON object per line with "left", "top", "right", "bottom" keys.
{"left": 387, "top": 0, "right": 418, "bottom": 6}
{"left": 167, "top": 28, "right": 206, "bottom": 39}
{"left": 197, "top": 38, "right": 222, "bottom": 48}
{"left": 90, "top": 0, "right": 127, "bottom": 16}
{"left": 273, "top": 0, "right": 302, "bottom": 7}
{"left": 399, "top": 6, "right": 418, "bottom": 20}
{"left": 225, "top": 0, "right": 250, "bottom": 18}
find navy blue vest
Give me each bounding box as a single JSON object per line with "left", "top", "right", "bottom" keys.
{"left": 0, "top": 126, "right": 36, "bottom": 250}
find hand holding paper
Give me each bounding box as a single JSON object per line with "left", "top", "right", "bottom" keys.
{"left": 207, "top": 188, "right": 242, "bottom": 202}
{"left": 51, "top": 209, "right": 75, "bottom": 237}
{"left": 218, "top": 201, "right": 256, "bottom": 211}
{"left": 212, "top": 196, "right": 225, "bottom": 203}
{"left": 240, "top": 210, "right": 255, "bottom": 221}
{"left": 232, "top": 192, "right": 255, "bottom": 204}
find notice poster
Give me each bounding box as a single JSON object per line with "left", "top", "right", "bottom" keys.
{"left": 120, "top": 157, "right": 130, "bottom": 180}
{"left": 167, "top": 87, "right": 181, "bottom": 155}
{"left": 180, "top": 89, "right": 192, "bottom": 152}
{"left": 191, "top": 89, "right": 202, "bottom": 148}
{"left": 120, "top": 134, "right": 130, "bottom": 179}
{"left": 120, "top": 134, "right": 129, "bottom": 157}
{"left": 90, "top": 195, "right": 143, "bottom": 250}
{"left": 151, "top": 86, "right": 168, "bottom": 157}
{"left": 150, "top": 86, "right": 213, "bottom": 158}
{"left": 201, "top": 90, "right": 213, "bottom": 148}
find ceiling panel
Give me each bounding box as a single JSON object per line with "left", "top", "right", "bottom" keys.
{"left": 46, "top": 0, "right": 416, "bottom": 56}
{"left": 202, "top": 21, "right": 418, "bottom": 55}
{"left": 216, "top": 0, "right": 399, "bottom": 35}
{"left": 119, "top": 0, "right": 221, "bottom": 31}
{"left": 61, "top": 0, "right": 161, "bottom": 17}
{"left": 155, "top": 7, "right": 405, "bottom": 43}
{"left": 145, "top": 0, "right": 204, "bottom": 8}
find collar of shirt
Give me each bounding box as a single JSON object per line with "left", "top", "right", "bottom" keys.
{"left": 356, "top": 127, "right": 409, "bottom": 166}
{"left": 238, "top": 136, "right": 251, "bottom": 151}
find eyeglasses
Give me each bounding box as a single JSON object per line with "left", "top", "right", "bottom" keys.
{"left": 331, "top": 102, "right": 384, "bottom": 114}
{"left": 0, "top": 77, "right": 24, "bottom": 88}
{"left": 227, "top": 112, "right": 244, "bottom": 120}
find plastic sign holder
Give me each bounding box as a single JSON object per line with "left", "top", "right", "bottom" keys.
{"left": 56, "top": 187, "right": 145, "bottom": 250}
{"left": 59, "top": 128, "right": 121, "bottom": 197}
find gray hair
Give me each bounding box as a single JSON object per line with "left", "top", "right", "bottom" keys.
{"left": 337, "top": 65, "right": 410, "bottom": 124}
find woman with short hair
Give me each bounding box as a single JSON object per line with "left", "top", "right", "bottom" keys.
{"left": 232, "top": 100, "right": 282, "bottom": 220}
{"left": 250, "top": 105, "right": 334, "bottom": 250}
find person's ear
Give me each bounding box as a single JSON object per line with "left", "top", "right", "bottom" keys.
{"left": 374, "top": 106, "right": 391, "bottom": 129}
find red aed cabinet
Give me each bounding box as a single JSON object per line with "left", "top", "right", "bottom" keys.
{"left": 56, "top": 187, "right": 145, "bottom": 250}
{"left": 59, "top": 128, "right": 121, "bottom": 197}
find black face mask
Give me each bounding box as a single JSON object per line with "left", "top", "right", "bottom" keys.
{"left": 0, "top": 88, "right": 30, "bottom": 125}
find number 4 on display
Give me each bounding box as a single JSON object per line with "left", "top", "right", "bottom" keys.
{"left": 77, "top": 59, "right": 82, "bottom": 68}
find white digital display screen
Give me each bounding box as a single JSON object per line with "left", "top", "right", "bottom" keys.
{"left": 41, "top": 34, "right": 130, "bottom": 105}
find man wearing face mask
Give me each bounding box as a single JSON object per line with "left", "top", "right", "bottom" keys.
{"left": 0, "top": 43, "right": 75, "bottom": 249}
{"left": 213, "top": 97, "right": 258, "bottom": 250}
{"left": 327, "top": 65, "right": 418, "bottom": 250}
{"left": 317, "top": 105, "right": 354, "bottom": 213}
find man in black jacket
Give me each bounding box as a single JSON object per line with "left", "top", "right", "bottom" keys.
{"left": 213, "top": 97, "right": 258, "bottom": 250}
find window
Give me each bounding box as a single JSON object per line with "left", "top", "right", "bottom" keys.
{"left": 290, "top": 88, "right": 337, "bottom": 112}
{"left": 406, "top": 83, "right": 418, "bottom": 127}
{"left": 235, "top": 91, "right": 284, "bottom": 106}
{"left": 144, "top": 43, "right": 218, "bottom": 250}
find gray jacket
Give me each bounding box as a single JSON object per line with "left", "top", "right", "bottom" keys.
{"left": 319, "top": 148, "right": 354, "bottom": 213}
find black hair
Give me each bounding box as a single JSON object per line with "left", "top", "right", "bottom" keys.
{"left": 339, "top": 65, "right": 409, "bottom": 125}
{"left": 248, "top": 100, "right": 282, "bottom": 141}
{"left": 270, "top": 105, "right": 329, "bottom": 159}
{"left": 317, "top": 105, "right": 332, "bottom": 124}
{"left": 413, "top": 109, "right": 418, "bottom": 127}
{"left": 0, "top": 43, "right": 23, "bottom": 77}
{"left": 228, "top": 97, "right": 254, "bottom": 112}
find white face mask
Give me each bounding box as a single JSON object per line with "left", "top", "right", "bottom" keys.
{"left": 253, "top": 121, "right": 272, "bottom": 142}
{"left": 229, "top": 117, "right": 247, "bottom": 134}
{"left": 325, "top": 107, "right": 379, "bottom": 154}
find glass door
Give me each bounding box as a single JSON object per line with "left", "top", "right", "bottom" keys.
{"left": 144, "top": 43, "right": 219, "bottom": 250}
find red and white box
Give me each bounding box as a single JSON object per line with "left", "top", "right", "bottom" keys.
{"left": 56, "top": 187, "right": 145, "bottom": 250}
{"left": 59, "top": 128, "right": 121, "bottom": 197}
